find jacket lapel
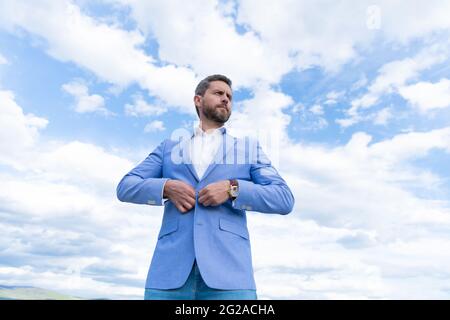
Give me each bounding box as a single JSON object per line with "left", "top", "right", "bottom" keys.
{"left": 178, "top": 136, "right": 200, "bottom": 182}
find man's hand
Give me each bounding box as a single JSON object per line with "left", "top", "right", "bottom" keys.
{"left": 198, "top": 180, "right": 230, "bottom": 207}
{"left": 163, "top": 180, "right": 196, "bottom": 213}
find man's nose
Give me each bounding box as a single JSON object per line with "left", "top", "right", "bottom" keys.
{"left": 221, "top": 96, "right": 229, "bottom": 105}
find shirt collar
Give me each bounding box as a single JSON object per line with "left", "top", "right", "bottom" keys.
{"left": 194, "top": 125, "right": 226, "bottom": 137}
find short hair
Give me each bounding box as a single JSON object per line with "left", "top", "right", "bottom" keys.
{"left": 194, "top": 74, "right": 232, "bottom": 117}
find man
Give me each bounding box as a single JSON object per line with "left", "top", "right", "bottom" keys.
{"left": 116, "top": 74, "right": 295, "bottom": 300}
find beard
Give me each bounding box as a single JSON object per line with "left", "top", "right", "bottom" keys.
{"left": 201, "top": 102, "right": 231, "bottom": 124}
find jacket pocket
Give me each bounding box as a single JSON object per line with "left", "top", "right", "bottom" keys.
{"left": 219, "top": 218, "right": 249, "bottom": 240}
{"left": 158, "top": 218, "right": 179, "bottom": 239}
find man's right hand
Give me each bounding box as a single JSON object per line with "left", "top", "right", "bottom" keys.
{"left": 163, "top": 180, "right": 196, "bottom": 214}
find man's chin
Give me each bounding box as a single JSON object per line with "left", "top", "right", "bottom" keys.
{"left": 202, "top": 109, "right": 230, "bottom": 124}
{"left": 216, "top": 113, "right": 230, "bottom": 123}
{"left": 213, "top": 119, "right": 227, "bottom": 125}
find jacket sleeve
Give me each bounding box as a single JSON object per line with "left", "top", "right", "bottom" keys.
{"left": 232, "top": 140, "right": 295, "bottom": 214}
{"left": 116, "top": 140, "right": 169, "bottom": 206}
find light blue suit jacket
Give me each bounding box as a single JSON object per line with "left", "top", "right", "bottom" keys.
{"left": 116, "top": 128, "right": 294, "bottom": 290}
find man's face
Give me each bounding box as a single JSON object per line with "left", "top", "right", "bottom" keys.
{"left": 196, "top": 80, "right": 233, "bottom": 124}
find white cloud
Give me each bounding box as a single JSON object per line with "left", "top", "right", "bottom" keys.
{"left": 0, "top": 0, "right": 199, "bottom": 113}
{"left": 227, "top": 86, "right": 293, "bottom": 167}
{"left": 250, "top": 214, "right": 450, "bottom": 299}
{"left": 360, "top": 45, "right": 446, "bottom": 109}
{"left": 0, "top": 94, "right": 164, "bottom": 299}
{"left": 114, "top": 0, "right": 450, "bottom": 89}
{"left": 35, "top": 141, "right": 133, "bottom": 190}
{"left": 399, "top": 78, "right": 450, "bottom": 112}
{"left": 0, "top": 1, "right": 150, "bottom": 86}
{"left": 2, "top": 0, "right": 449, "bottom": 115}
{"left": 351, "top": 74, "right": 369, "bottom": 91}
{"left": 144, "top": 120, "right": 165, "bottom": 133}
{"left": 0, "top": 86, "right": 132, "bottom": 190}
{"left": 0, "top": 90, "right": 48, "bottom": 169}
{"left": 124, "top": 95, "right": 167, "bottom": 117}
{"left": 237, "top": 0, "right": 450, "bottom": 74}
{"left": 291, "top": 103, "right": 329, "bottom": 131}
{"left": 230, "top": 86, "right": 293, "bottom": 137}
{"left": 309, "top": 104, "right": 324, "bottom": 115}
{"left": 62, "top": 80, "right": 110, "bottom": 115}
{"left": 250, "top": 126, "right": 450, "bottom": 299}
{"left": 114, "top": 0, "right": 450, "bottom": 82}
{"left": 374, "top": 0, "right": 450, "bottom": 43}
{"left": 280, "top": 127, "right": 450, "bottom": 232}
{"left": 373, "top": 107, "right": 392, "bottom": 125}
{"left": 324, "top": 91, "right": 345, "bottom": 105}
{"left": 237, "top": 0, "right": 371, "bottom": 72}
{"left": 2, "top": 0, "right": 450, "bottom": 112}
{"left": 335, "top": 117, "right": 359, "bottom": 128}
{"left": 369, "top": 127, "right": 450, "bottom": 163}
{"left": 118, "top": 0, "right": 291, "bottom": 88}
{"left": 339, "top": 43, "right": 449, "bottom": 126}
{"left": 0, "top": 134, "right": 166, "bottom": 299}
{"left": 0, "top": 52, "right": 8, "bottom": 64}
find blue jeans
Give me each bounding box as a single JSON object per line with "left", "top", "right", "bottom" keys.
{"left": 144, "top": 260, "right": 257, "bottom": 300}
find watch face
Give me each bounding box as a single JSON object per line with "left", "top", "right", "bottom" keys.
{"left": 230, "top": 185, "right": 239, "bottom": 197}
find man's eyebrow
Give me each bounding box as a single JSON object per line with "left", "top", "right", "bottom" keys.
{"left": 214, "top": 89, "right": 233, "bottom": 99}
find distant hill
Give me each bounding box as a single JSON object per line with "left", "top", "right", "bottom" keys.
{"left": 0, "top": 285, "right": 83, "bottom": 300}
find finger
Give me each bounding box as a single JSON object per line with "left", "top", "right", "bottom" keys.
{"left": 202, "top": 196, "right": 213, "bottom": 206}
{"left": 208, "top": 199, "right": 218, "bottom": 206}
{"left": 198, "top": 194, "right": 207, "bottom": 204}
{"left": 185, "top": 191, "right": 196, "bottom": 201}
{"left": 198, "top": 187, "right": 209, "bottom": 197}
{"left": 182, "top": 198, "right": 194, "bottom": 209}
{"left": 183, "top": 202, "right": 193, "bottom": 211}
{"left": 187, "top": 196, "right": 196, "bottom": 208}
{"left": 182, "top": 193, "right": 196, "bottom": 206}
{"left": 185, "top": 187, "right": 196, "bottom": 198}
{"left": 184, "top": 193, "right": 196, "bottom": 207}
{"left": 175, "top": 202, "right": 187, "bottom": 213}
{"left": 172, "top": 181, "right": 191, "bottom": 196}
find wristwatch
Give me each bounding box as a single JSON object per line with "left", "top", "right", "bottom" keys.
{"left": 228, "top": 179, "right": 239, "bottom": 201}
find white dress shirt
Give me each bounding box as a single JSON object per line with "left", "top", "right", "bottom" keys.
{"left": 190, "top": 125, "right": 224, "bottom": 179}
{"left": 161, "top": 125, "right": 224, "bottom": 202}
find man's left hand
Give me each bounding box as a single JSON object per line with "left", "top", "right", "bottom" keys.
{"left": 198, "top": 180, "right": 230, "bottom": 206}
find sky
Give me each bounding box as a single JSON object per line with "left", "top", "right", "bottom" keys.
{"left": 0, "top": 0, "right": 450, "bottom": 300}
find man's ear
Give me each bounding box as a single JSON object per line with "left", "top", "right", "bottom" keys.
{"left": 193, "top": 95, "right": 202, "bottom": 108}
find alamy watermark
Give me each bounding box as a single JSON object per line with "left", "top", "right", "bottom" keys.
{"left": 168, "top": 122, "right": 281, "bottom": 171}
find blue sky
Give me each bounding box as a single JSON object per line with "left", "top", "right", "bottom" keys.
{"left": 1, "top": 0, "right": 450, "bottom": 299}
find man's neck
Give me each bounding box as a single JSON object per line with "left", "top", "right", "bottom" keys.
{"left": 199, "top": 118, "right": 223, "bottom": 133}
